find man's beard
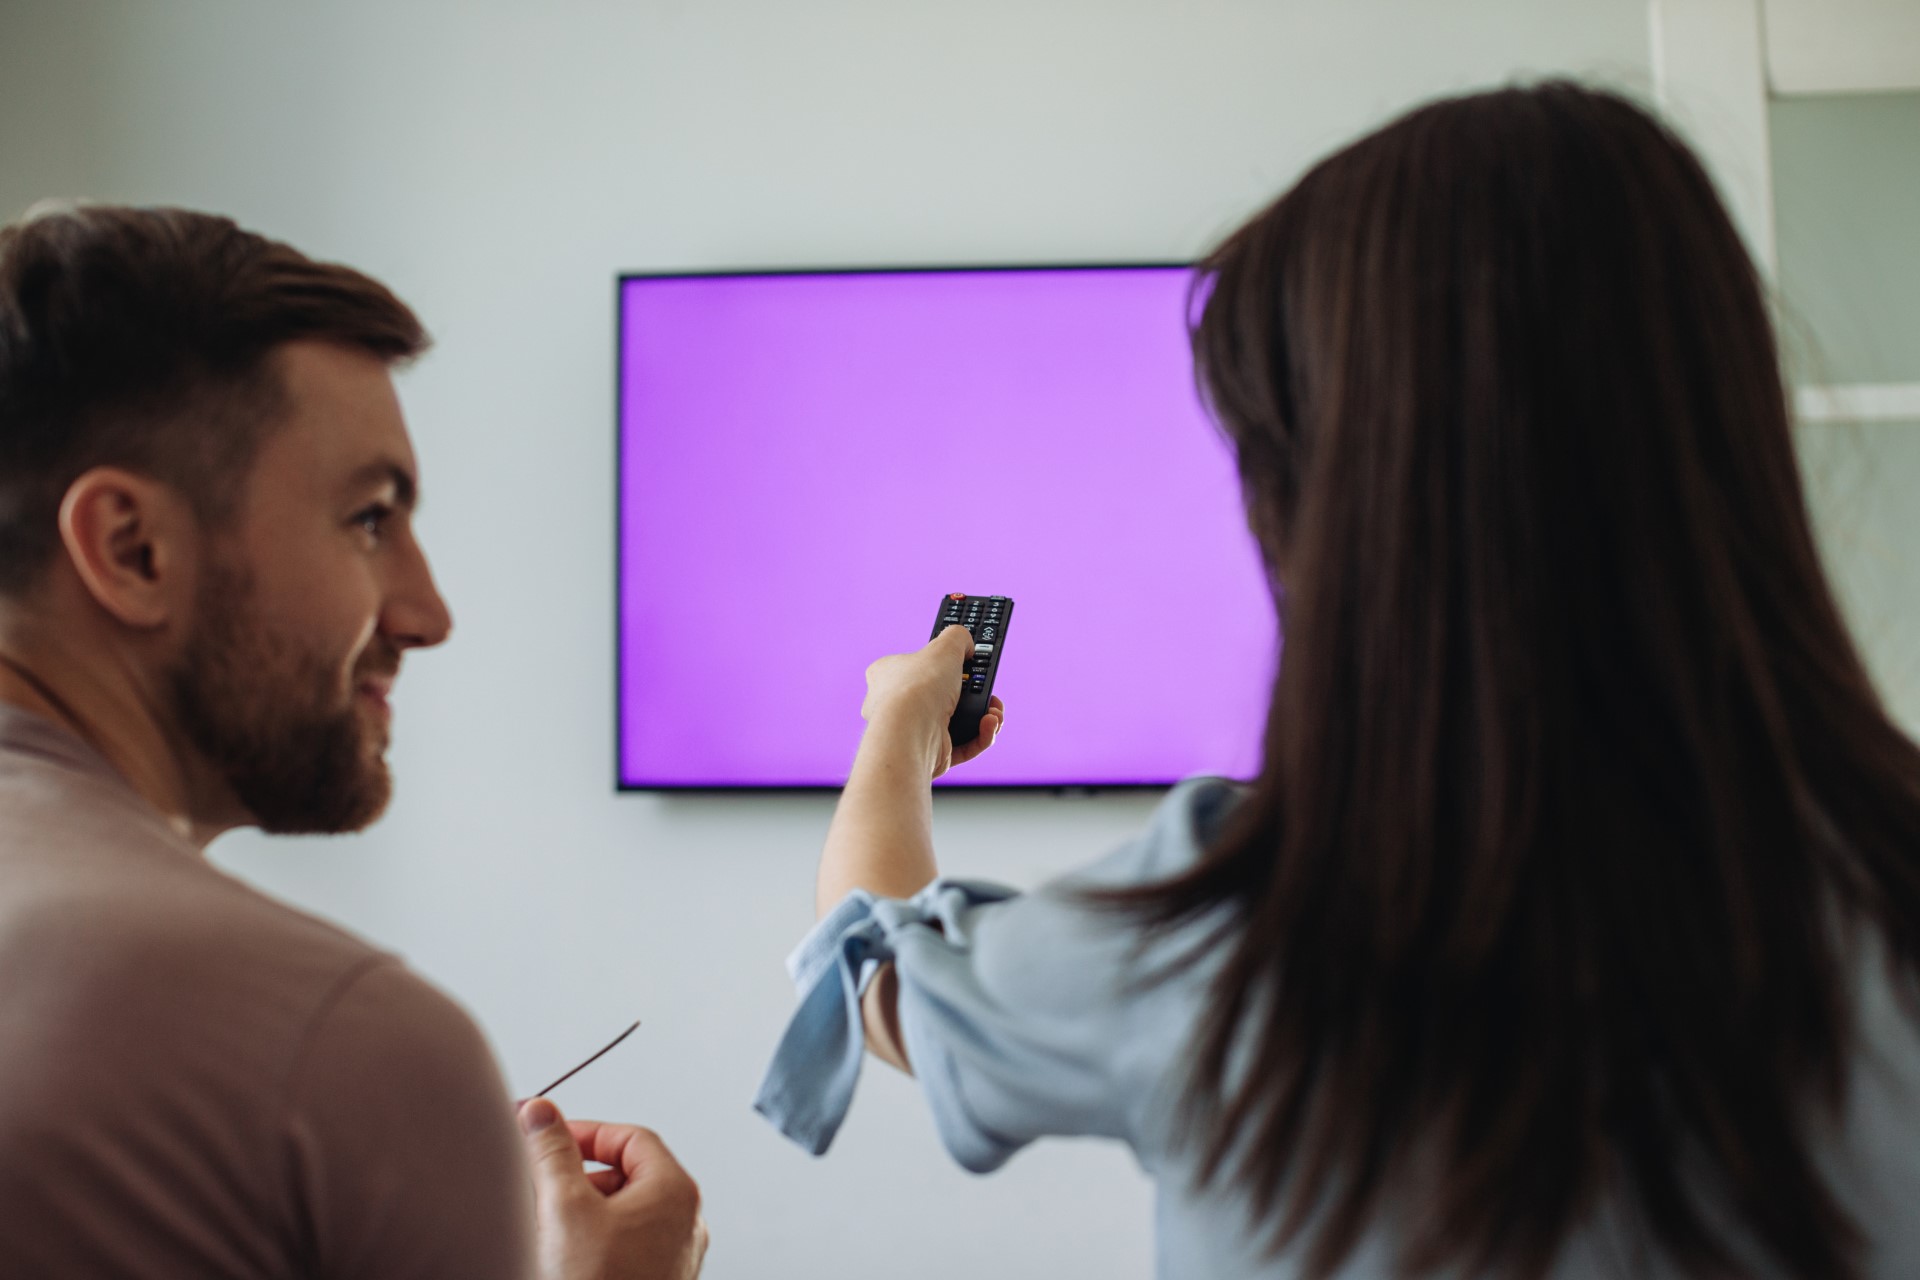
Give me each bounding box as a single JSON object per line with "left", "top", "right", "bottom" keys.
{"left": 170, "top": 558, "right": 396, "bottom": 835}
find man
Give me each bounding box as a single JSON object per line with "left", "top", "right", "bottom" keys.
{"left": 0, "top": 203, "right": 706, "bottom": 1279}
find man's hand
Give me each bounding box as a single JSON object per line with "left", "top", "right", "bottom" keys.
{"left": 520, "top": 1098, "right": 707, "bottom": 1280}
{"left": 860, "top": 624, "right": 1005, "bottom": 779}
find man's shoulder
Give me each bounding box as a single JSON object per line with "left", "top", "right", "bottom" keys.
{"left": 0, "top": 763, "right": 436, "bottom": 1088}
{"left": 0, "top": 781, "right": 520, "bottom": 1277}
{"left": 5, "top": 823, "right": 393, "bottom": 995}
{"left": 0, "top": 741, "right": 384, "bottom": 958}
{"left": 289, "top": 950, "right": 504, "bottom": 1111}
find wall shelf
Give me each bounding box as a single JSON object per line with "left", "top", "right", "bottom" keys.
{"left": 1795, "top": 382, "right": 1920, "bottom": 423}
{"left": 1761, "top": 0, "right": 1920, "bottom": 96}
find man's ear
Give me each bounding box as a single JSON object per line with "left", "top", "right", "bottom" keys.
{"left": 56, "top": 467, "right": 199, "bottom": 630}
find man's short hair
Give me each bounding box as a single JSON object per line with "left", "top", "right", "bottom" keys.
{"left": 0, "top": 203, "right": 429, "bottom": 596}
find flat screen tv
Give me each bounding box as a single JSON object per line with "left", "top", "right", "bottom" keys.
{"left": 616, "top": 265, "right": 1276, "bottom": 789}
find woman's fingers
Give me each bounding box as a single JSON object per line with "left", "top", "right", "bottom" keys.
{"left": 949, "top": 699, "right": 1005, "bottom": 767}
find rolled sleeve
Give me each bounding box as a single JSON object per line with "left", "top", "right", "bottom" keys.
{"left": 891, "top": 904, "right": 1122, "bottom": 1172}
{"left": 755, "top": 778, "right": 1244, "bottom": 1174}
{"left": 752, "top": 880, "right": 1019, "bottom": 1158}
{"left": 754, "top": 874, "right": 1136, "bottom": 1172}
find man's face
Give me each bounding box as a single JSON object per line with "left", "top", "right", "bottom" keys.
{"left": 170, "top": 341, "right": 452, "bottom": 835}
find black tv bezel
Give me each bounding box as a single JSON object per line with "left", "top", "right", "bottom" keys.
{"left": 613, "top": 261, "right": 1198, "bottom": 795}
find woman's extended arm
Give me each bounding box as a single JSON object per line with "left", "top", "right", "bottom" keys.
{"left": 815, "top": 624, "right": 1004, "bottom": 1072}
{"left": 814, "top": 713, "right": 945, "bottom": 916}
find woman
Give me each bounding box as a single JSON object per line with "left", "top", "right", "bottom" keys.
{"left": 756, "top": 82, "right": 1920, "bottom": 1279}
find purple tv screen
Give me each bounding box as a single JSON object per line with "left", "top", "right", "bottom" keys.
{"left": 617, "top": 266, "right": 1276, "bottom": 789}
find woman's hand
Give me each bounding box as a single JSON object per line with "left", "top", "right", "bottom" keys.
{"left": 815, "top": 624, "right": 1008, "bottom": 915}
{"left": 860, "top": 624, "right": 1006, "bottom": 779}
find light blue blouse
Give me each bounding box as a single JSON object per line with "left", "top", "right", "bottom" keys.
{"left": 754, "top": 778, "right": 1920, "bottom": 1279}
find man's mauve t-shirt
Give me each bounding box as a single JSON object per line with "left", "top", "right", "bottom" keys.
{"left": 0, "top": 706, "right": 533, "bottom": 1278}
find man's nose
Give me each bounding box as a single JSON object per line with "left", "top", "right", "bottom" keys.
{"left": 384, "top": 542, "right": 453, "bottom": 651}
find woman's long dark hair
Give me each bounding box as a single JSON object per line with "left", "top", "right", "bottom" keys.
{"left": 1112, "top": 83, "right": 1920, "bottom": 1278}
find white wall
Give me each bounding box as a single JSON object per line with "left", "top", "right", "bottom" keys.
{"left": 0, "top": 3, "right": 1658, "bottom": 1276}
{"left": 1771, "top": 90, "right": 1920, "bottom": 731}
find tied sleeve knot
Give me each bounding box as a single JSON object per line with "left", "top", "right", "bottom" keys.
{"left": 753, "top": 881, "right": 1016, "bottom": 1156}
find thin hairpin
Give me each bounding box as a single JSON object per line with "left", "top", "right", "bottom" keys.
{"left": 535, "top": 1020, "right": 641, "bottom": 1097}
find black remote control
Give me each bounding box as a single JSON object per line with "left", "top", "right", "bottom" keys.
{"left": 931, "top": 593, "right": 1013, "bottom": 747}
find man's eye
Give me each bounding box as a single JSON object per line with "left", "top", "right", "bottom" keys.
{"left": 353, "top": 505, "right": 394, "bottom": 540}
